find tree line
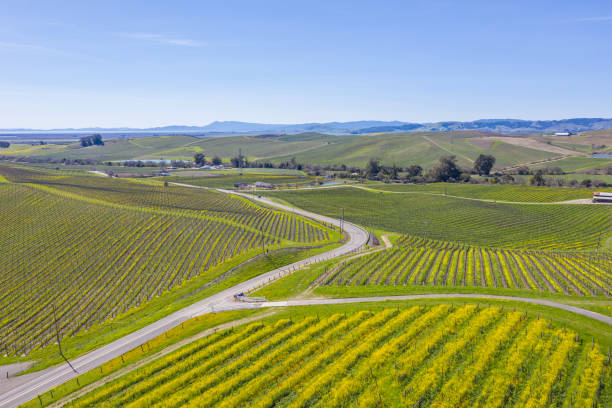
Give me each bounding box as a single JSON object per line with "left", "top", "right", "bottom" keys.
{"left": 361, "top": 154, "right": 496, "bottom": 183}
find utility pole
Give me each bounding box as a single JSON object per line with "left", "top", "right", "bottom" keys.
{"left": 239, "top": 148, "right": 243, "bottom": 176}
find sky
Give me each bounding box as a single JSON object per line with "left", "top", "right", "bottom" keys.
{"left": 1, "top": 0, "right": 612, "bottom": 128}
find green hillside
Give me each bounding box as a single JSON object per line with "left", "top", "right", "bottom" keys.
{"left": 530, "top": 156, "right": 612, "bottom": 172}
{"left": 2, "top": 131, "right": 570, "bottom": 170}
{"left": 269, "top": 132, "right": 562, "bottom": 169}
{"left": 0, "top": 163, "right": 337, "bottom": 355}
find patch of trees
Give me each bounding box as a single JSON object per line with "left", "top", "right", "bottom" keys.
{"left": 122, "top": 160, "right": 164, "bottom": 168}
{"left": 430, "top": 155, "right": 467, "bottom": 182}
{"left": 473, "top": 154, "right": 496, "bottom": 175}
{"left": 510, "top": 166, "right": 563, "bottom": 176}
{"left": 0, "top": 141, "right": 9, "bottom": 148}
{"left": 364, "top": 158, "right": 381, "bottom": 179}
{"left": 80, "top": 134, "right": 104, "bottom": 147}
{"left": 194, "top": 153, "right": 206, "bottom": 166}
{"left": 529, "top": 170, "right": 546, "bottom": 186}
{"left": 230, "top": 152, "right": 248, "bottom": 168}
{"left": 278, "top": 157, "right": 303, "bottom": 170}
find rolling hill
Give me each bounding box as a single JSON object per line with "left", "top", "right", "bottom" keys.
{"left": 1, "top": 131, "right": 584, "bottom": 170}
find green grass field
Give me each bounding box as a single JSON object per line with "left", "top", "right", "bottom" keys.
{"left": 36, "top": 304, "right": 609, "bottom": 408}
{"left": 267, "top": 187, "right": 612, "bottom": 250}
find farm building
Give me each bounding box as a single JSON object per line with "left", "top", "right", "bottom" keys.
{"left": 254, "top": 181, "right": 275, "bottom": 189}
{"left": 593, "top": 192, "right": 612, "bottom": 203}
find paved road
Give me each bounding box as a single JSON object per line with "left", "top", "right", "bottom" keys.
{"left": 1, "top": 186, "right": 610, "bottom": 407}
{"left": 257, "top": 294, "right": 612, "bottom": 325}
{"left": 0, "top": 190, "right": 368, "bottom": 408}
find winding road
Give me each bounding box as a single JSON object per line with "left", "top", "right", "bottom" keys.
{"left": 0, "top": 189, "right": 368, "bottom": 408}
{"left": 0, "top": 186, "right": 609, "bottom": 408}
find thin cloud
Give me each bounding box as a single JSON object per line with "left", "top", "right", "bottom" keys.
{"left": 0, "top": 41, "right": 74, "bottom": 57}
{"left": 119, "top": 32, "right": 202, "bottom": 47}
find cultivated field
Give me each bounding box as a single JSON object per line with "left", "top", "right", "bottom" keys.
{"left": 1, "top": 131, "right": 574, "bottom": 169}
{"left": 363, "top": 182, "right": 610, "bottom": 203}
{"left": 62, "top": 305, "right": 610, "bottom": 408}
{"left": 0, "top": 164, "right": 335, "bottom": 355}
{"left": 322, "top": 236, "right": 611, "bottom": 296}
{"left": 268, "top": 188, "right": 612, "bottom": 250}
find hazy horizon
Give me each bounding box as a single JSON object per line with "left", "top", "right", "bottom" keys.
{"left": 2, "top": 0, "right": 612, "bottom": 128}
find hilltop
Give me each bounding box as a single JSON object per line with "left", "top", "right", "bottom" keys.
{"left": 3, "top": 117, "right": 612, "bottom": 135}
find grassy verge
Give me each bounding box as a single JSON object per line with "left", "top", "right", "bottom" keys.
{"left": 19, "top": 309, "right": 262, "bottom": 408}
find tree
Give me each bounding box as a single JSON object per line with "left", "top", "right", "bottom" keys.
{"left": 0, "top": 141, "right": 9, "bottom": 148}
{"left": 389, "top": 164, "right": 399, "bottom": 180}
{"left": 91, "top": 134, "right": 104, "bottom": 145}
{"left": 80, "top": 134, "right": 104, "bottom": 147}
{"left": 365, "top": 158, "right": 381, "bottom": 180}
{"left": 194, "top": 153, "right": 206, "bottom": 166}
{"left": 212, "top": 155, "right": 222, "bottom": 165}
{"left": 529, "top": 170, "right": 545, "bottom": 186}
{"left": 405, "top": 165, "right": 422, "bottom": 180}
{"left": 430, "top": 155, "right": 461, "bottom": 182}
{"left": 473, "top": 154, "right": 496, "bottom": 175}
{"left": 516, "top": 166, "right": 530, "bottom": 175}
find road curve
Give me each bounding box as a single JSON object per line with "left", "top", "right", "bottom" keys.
{"left": 0, "top": 189, "right": 368, "bottom": 408}
{"left": 1, "top": 186, "right": 609, "bottom": 407}
{"left": 256, "top": 294, "right": 612, "bottom": 325}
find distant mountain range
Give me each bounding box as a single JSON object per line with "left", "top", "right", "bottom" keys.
{"left": 3, "top": 118, "right": 612, "bottom": 135}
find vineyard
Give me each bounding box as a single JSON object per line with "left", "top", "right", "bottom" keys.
{"left": 320, "top": 236, "right": 612, "bottom": 296}
{"left": 364, "top": 182, "right": 612, "bottom": 203}
{"left": 267, "top": 188, "right": 612, "bottom": 250}
{"left": 0, "top": 165, "right": 335, "bottom": 355}
{"left": 63, "top": 305, "right": 610, "bottom": 408}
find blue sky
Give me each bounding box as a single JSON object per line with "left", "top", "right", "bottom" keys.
{"left": 1, "top": 0, "right": 612, "bottom": 128}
